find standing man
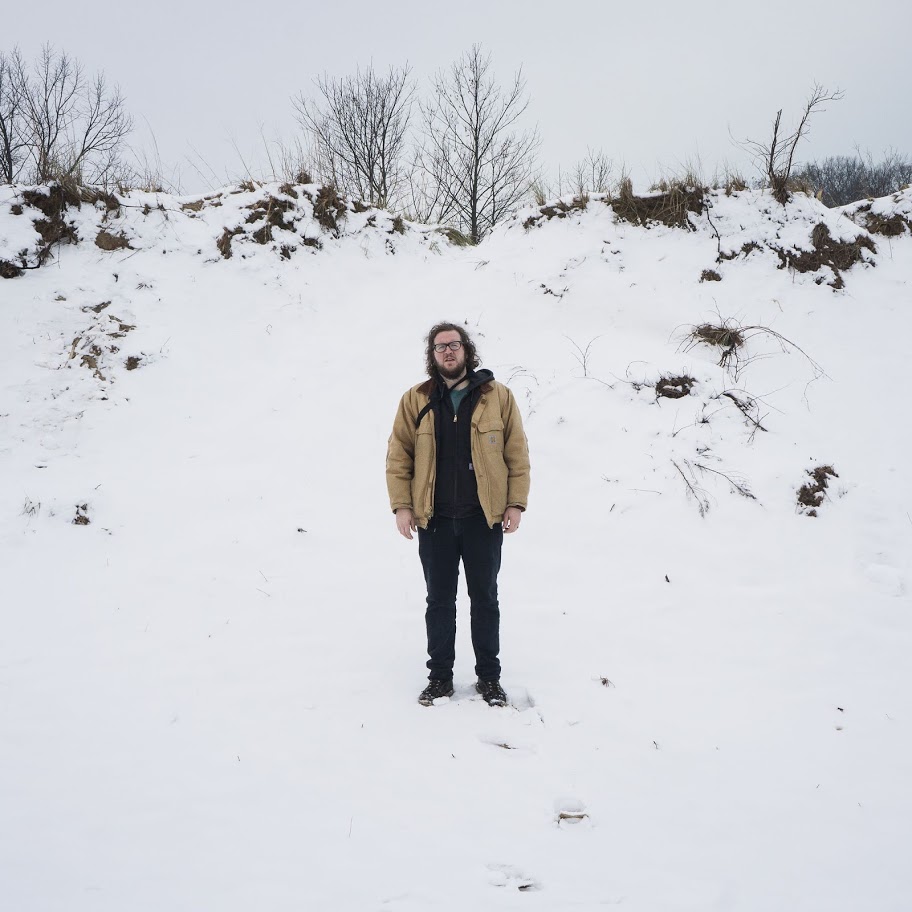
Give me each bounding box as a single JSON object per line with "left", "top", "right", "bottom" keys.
{"left": 387, "top": 323, "right": 530, "bottom": 707}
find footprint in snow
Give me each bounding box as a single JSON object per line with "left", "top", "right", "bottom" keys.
{"left": 487, "top": 863, "right": 540, "bottom": 892}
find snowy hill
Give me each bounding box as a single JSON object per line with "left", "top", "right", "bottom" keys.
{"left": 1, "top": 181, "right": 911, "bottom": 911}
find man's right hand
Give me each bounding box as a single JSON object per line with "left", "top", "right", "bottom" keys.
{"left": 395, "top": 508, "right": 417, "bottom": 540}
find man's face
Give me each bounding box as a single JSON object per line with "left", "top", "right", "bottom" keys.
{"left": 433, "top": 329, "right": 467, "bottom": 381}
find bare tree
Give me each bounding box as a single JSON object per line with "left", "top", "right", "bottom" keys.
{"left": 293, "top": 64, "right": 414, "bottom": 208}
{"left": 743, "top": 83, "right": 844, "bottom": 204}
{"left": 1, "top": 45, "right": 132, "bottom": 187}
{"left": 417, "top": 45, "right": 540, "bottom": 242}
{"left": 0, "top": 48, "right": 28, "bottom": 183}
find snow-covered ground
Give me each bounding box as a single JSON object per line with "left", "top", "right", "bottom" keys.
{"left": 1, "top": 183, "right": 911, "bottom": 911}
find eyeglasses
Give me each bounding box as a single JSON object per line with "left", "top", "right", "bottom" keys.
{"left": 433, "top": 341, "right": 463, "bottom": 352}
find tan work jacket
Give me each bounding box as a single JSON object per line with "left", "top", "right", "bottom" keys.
{"left": 386, "top": 379, "right": 530, "bottom": 529}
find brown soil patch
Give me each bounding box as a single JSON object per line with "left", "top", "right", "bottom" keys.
{"left": 655, "top": 374, "right": 696, "bottom": 399}
{"left": 797, "top": 465, "right": 838, "bottom": 516}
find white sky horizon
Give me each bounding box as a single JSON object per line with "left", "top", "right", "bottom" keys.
{"left": 8, "top": 0, "right": 912, "bottom": 195}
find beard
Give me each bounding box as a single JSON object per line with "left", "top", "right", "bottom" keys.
{"left": 437, "top": 358, "right": 466, "bottom": 381}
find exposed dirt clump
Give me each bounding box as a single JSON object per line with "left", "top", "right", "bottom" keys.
{"left": 310, "top": 185, "right": 346, "bottom": 232}
{"left": 217, "top": 227, "right": 243, "bottom": 259}
{"left": 95, "top": 230, "right": 131, "bottom": 251}
{"left": 775, "top": 223, "right": 876, "bottom": 289}
{"left": 860, "top": 209, "right": 911, "bottom": 237}
{"left": 700, "top": 269, "right": 722, "bottom": 282}
{"left": 719, "top": 241, "right": 761, "bottom": 262}
{"left": 797, "top": 465, "right": 838, "bottom": 516}
{"left": 523, "top": 195, "right": 589, "bottom": 229}
{"left": 655, "top": 374, "right": 696, "bottom": 399}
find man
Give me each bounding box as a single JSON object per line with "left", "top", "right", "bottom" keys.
{"left": 386, "top": 323, "right": 530, "bottom": 707}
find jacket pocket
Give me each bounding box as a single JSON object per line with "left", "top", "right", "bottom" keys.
{"left": 477, "top": 418, "right": 505, "bottom": 454}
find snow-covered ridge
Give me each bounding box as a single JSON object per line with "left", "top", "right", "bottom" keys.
{"left": 512, "top": 186, "right": 885, "bottom": 289}
{"left": 0, "top": 180, "right": 450, "bottom": 277}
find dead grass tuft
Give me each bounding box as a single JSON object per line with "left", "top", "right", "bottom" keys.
{"left": 611, "top": 181, "right": 705, "bottom": 231}
{"left": 73, "top": 504, "right": 91, "bottom": 525}
{"left": 125, "top": 355, "right": 142, "bottom": 370}
{"left": 1, "top": 261, "right": 22, "bottom": 279}
{"left": 95, "top": 230, "right": 131, "bottom": 251}
{"left": 700, "top": 269, "right": 722, "bottom": 282}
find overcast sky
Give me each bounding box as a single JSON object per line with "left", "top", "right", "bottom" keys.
{"left": 11, "top": 0, "right": 912, "bottom": 194}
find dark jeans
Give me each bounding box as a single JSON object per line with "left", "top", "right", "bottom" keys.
{"left": 417, "top": 513, "right": 503, "bottom": 681}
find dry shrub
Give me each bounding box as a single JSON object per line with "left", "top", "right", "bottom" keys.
{"left": 390, "top": 215, "right": 406, "bottom": 235}
{"left": 351, "top": 199, "right": 371, "bottom": 213}
{"left": 692, "top": 323, "right": 745, "bottom": 349}
{"left": 278, "top": 183, "right": 299, "bottom": 199}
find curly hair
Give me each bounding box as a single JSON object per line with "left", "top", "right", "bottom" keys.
{"left": 424, "top": 322, "right": 481, "bottom": 379}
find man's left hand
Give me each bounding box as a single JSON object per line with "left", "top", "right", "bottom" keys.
{"left": 502, "top": 507, "right": 522, "bottom": 534}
